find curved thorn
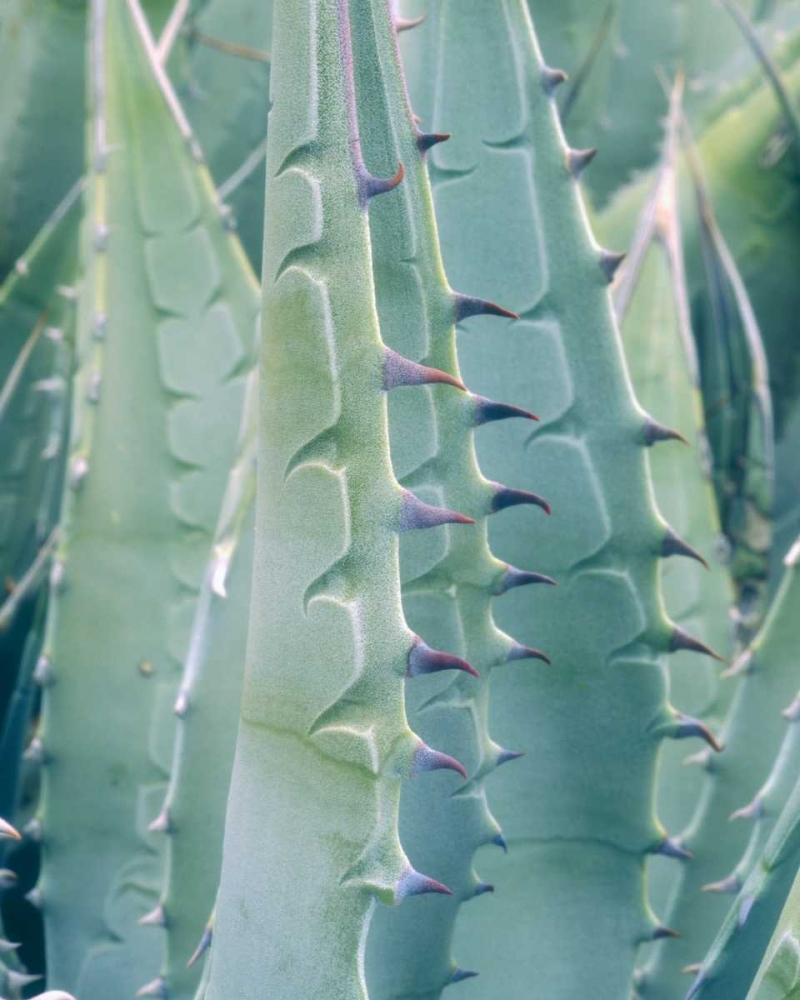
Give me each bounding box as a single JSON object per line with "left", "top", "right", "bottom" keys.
{"left": 489, "top": 483, "right": 551, "bottom": 516}
{"left": 643, "top": 416, "right": 689, "bottom": 447}
{"left": 408, "top": 637, "right": 478, "bottom": 679}
{"left": 599, "top": 249, "right": 626, "bottom": 283}
{"left": 135, "top": 977, "right": 168, "bottom": 999}
{"left": 399, "top": 491, "right": 475, "bottom": 531}
{"left": 730, "top": 796, "right": 763, "bottom": 822}
{"left": 492, "top": 832, "right": 508, "bottom": 853}
{"left": 397, "top": 867, "right": 453, "bottom": 899}
{"left": 496, "top": 748, "right": 525, "bottom": 767}
{"left": 662, "top": 527, "right": 710, "bottom": 570}
{"left": 360, "top": 161, "right": 405, "bottom": 201}
{"left": 656, "top": 836, "right": 693, "bottom": 861}
{"left": 702, "top": 873, "right": 741, "bottom": 894}
{"left": 566, "top": 146, "right": 598, "bottom": 178}
{"left": 451, "top": 968, "right": 479, "bottom": 984}
{"left": 0, "top": 938, "right": 20, "bottom": 954}
{"left": 383, "top": 347, "right": 465, "bottom": 392}
{"left": 673, "top": 714, "right": 723, "bottom": 752}
{"left": 148, "top": 808, "right": 173, "bottom": 835}
{"left": 7, "top": 972, "right": 42, "bottom": 989}
{"left": 721, "top": 649, "right": 752, "bottom": 679}
{"left": 453, "top": 293, "right": 518, "bottom": 323}
{"left": 669, "top": 625, "right": 724, "bottom": 662}
{"left": 396, "top": 14, "right": 426, "bottom": 31}
{"left": 652, "top": 925, "right": 680, "bottom": 940}
{"left": 542, "top": 65, "right": 568, "bottom": 93}
{"left": 506, "top": 642, "right": 551, "bottom": 665}
{"left": 494, "top": 565, "right": 557, "bottom": 594}
{"left": 412, "top": 742, "right": 467, "bottom": 780}
{"left": 139, "top": 904, "right": 167, "bottom": 928}
{"left": 417, "top": 131, "right": 450, "bottom": 154}
{"left": 472, "top": 394, "right": 538, "bottom": 426}
{"left": 473, "top": 882, "right": 494, "bottom": 897}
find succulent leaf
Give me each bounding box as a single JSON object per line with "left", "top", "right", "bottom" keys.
{"left": 36, "top": 1, "right": 259, "bottom": 994}
{"left": 686, "top": 581, "right": 800, "bottom": 996}
{"left": 647, "top": 538, "right": 800, "bottom": 995}
{"left": 395, "top": 2, "right": 724, "bottom": 996}
{"left": 205, "top": 1, "right": 469, "bottom": 995}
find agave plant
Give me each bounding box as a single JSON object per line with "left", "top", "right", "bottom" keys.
{"left": 1, "top": 1, "right": 799, "bottom": 999}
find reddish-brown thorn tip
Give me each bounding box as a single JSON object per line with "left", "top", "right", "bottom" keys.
{"left": 383, "top": 347, "right": 465, "bottom": 392}
{"left": 407, "top": 637, "right": 479, "bottom": 679}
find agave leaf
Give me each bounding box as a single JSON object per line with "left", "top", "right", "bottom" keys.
{"left": 35, "top": 1, "right": 259, "bottom": 996}
{"left": 683, "top": 542, "right": 800, "bottom": 996}
{"left": 328, "top": 1, "right": 557, "bottom": 996}
{"left": 396, "top": 2, "right": 727, "bottom": 996}
{"left": 613, "top": 81, "right": 737, "bottom": 929}
{"left": 644, "top": 538, "right": 800, "bottom": 995}
{"left": 205, "top": 0, "right": 477, "bottom": 995}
